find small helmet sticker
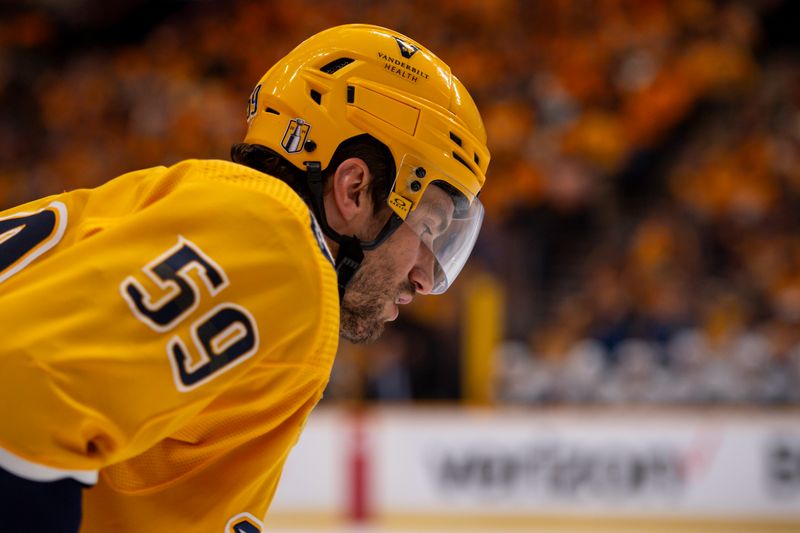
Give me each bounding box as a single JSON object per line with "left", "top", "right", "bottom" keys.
{"left": 394, "top": 37, "right": 419, "bottom": 59}
{"left": 281, "top": 118, "right": 311, "bottom": 154}
{"left": 246, "top": 84, "right": 261, "bottom": 123}
{"left": 388, "top": 191, "right": 413, "bottom": 219}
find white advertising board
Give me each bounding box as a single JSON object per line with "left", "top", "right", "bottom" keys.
{"left": 369, "top": 409, "right": 800, "bottom": 521}
{"left": 269, "top": 407, "right": 800, "bottom": 528}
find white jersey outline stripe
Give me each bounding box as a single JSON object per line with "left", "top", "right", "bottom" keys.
{"left": 0, "top": 445, "right": 97, "bottom": 485}
{"left": 0, "top": 201, "right": 68, "bottom": 284}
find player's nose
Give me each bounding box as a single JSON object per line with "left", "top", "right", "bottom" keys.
{"left": 409, "top": 244, "right": 435, "bottom": 295}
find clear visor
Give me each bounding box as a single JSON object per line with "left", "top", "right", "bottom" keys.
{"left": 397, "top": 159, "right": 485, "bottom": 295}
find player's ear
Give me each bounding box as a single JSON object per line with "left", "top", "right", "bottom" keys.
{"left": 328, "top": 157, "right": 374, "bottom": 225}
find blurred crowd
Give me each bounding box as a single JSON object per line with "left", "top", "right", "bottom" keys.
{"left": 1, "top": 0, "right": 798, "bottom": 405}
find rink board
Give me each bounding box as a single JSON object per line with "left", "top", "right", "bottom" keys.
{"left": 268, "top": 407, "right": 800, "bottom": 531}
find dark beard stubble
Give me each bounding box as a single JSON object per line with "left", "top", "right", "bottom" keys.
{"left": 339, "top": 263, "right": 414, "bottom": 344}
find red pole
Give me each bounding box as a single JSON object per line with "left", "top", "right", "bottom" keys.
{"left": 348, "top": 410, "right": 369, "bottom": 523}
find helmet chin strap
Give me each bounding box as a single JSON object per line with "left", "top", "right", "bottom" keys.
{"left": 305, "top": 161, "right": 404, "bottom": 302}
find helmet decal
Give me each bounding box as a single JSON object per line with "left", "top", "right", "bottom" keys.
{"left": 387, "top": 191, "right": 413, "bottom": 219}
{"left": 376, "top": 50, "right": 431, "bottom": 83}
{"left": 281, "top": 119, "right": 311, "bottom": 154}
{"left": 394, "top": 37, "right": 419, "bottom": 59}
{"left": 246, "top": 84, "right": 261, "bottom": 123}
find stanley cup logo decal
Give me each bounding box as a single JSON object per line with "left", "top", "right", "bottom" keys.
{"left": 281, "top": 119, "right": 311, "bottom": 154}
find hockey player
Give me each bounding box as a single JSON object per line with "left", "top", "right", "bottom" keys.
{"left": 0, "top": 24, "right": 489, "bottom": 531}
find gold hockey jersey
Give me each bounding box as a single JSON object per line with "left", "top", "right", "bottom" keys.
{"left": 0, "top": 159, "right": 339, "bottom": 531}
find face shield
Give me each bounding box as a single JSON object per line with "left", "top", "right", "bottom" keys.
{"left": 390, "top": 155, "right": 485, "bottom": 295}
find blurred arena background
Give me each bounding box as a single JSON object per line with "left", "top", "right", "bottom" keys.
{"left": 1, "top": 0, "right": 799, "bottom": 531}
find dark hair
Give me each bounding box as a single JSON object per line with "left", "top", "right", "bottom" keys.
{"left": 230, "top": 134, "right": 395, "bottom": 215}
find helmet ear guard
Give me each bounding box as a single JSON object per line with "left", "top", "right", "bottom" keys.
{"left": 243, "top": 24, "right": 490, "bottom": 298}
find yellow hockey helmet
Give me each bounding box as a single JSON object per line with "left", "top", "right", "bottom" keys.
{"left": 244, "top": 24, "right": 490, "bottom": 294}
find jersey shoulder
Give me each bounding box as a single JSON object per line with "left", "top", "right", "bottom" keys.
{"left": 178, "top": 159, "right": 340, "bottom": 369}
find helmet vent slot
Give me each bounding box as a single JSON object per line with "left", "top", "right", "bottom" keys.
{"left": 474, "top": 153, "right": 480, "bottom": 165}
{"left": 265, "top": 107, "right": 280, "bottom": 115}
{"left": 347, "top": 86, "right": 355, "bottom": 104}
{"left": 310, "top": 89, "right": 322, "bottom": 105}
{"left": 449, "top": 132, "right": 463, "bottom": 147}
{"left": 452, "top": 152, "right": 476, "bottom": 175}
{"left": 320, "top": 57, "right": 355, "bottom": 75}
